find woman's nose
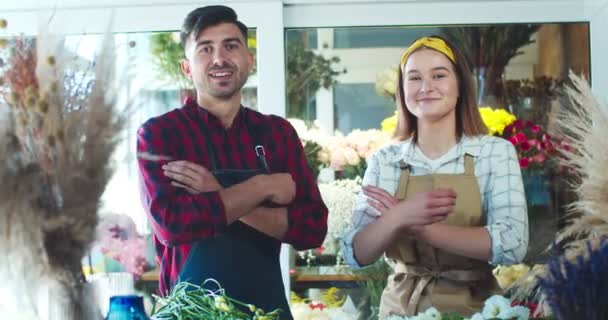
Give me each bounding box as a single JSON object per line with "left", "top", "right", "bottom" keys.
{"left": 420, "top": 77, "right": 434, "bottom": 93}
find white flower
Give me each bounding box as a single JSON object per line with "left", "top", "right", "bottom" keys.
{"left": 344, "top": 147, "right": 360, "bottom": 166}
{"left": 288, "top": 118, "right": 308, "bottom": 138}
{"left": 423, "top": 307, "right": 442, "bottom": 320}
{"left": 482, "top": 295, "right": 512, "bottom": 319}
{"left": 325, "top": 308, "right": 357, "bottom": 320}
{"left": 318, "top": 177, "right": 362, "bottom": 257}
{"left": 469, "top": 312, "right": 484, "bottom": 320}
{"left": 308, "top": 309, "right": 330, "bottom": 320}
{"left": 290, "top": 303, "right": 311, "bottom": 320}
{"left": 502, "top": 305, "right": 530, "bottom": 320}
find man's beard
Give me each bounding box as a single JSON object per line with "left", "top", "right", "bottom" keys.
{"left": 207, "top": 72, "right": 249, "bottom": 100}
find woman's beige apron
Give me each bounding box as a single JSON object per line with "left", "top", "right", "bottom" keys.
{"left": 379, "top": 154, "right": 500, "bottom": 318}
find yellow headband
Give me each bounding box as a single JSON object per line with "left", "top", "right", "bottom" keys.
{"left": 400, "top": 37, "right": 456, "bottom": 67}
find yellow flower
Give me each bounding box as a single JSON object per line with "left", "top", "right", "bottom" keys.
{"left": 375, "top": 65, "right": 399, "bottom": 98}
{"left": 214, "top": 296, "right": 231, "bottom": 312}
{"left": 479, "top": 107, "right": 516, "bottom": 136}
{"left": 46, "top": 56, "right": 56, "bottom": 66}
{"left": 0, "top": 19, "right": 7, "bottom": 29}
{"left": 248, "top": 37, "right": 257, "bottom": 49}
{"left": 492, "top": 264, "right": 530, "bottom": 288}
{"left": 381, "top": 111, "right": 398, "bottom": 134}
{"left": 321, "top": 287, "right": 345, "bottom": 308}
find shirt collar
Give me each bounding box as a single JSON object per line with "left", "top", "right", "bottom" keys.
{"left": 396, "top": 135, "right": 482, "bottom": 167}
{"left": 184, "top": 95, "right": 246, "bottom": 130}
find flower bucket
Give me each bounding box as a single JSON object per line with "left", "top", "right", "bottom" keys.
{"left": 522, "top": 171, "right": 551, "bottom": 207}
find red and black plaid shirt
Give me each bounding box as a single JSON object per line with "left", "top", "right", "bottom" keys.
{"left": 137, "top": 97, "right": 328, "bottom": 295}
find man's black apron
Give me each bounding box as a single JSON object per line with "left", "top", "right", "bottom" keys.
{"left": 176, "top": 119, "right": 292, "bottom": 320}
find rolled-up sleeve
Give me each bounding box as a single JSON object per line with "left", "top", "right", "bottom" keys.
{"left": 342, "top": 153, "right": 383, "bottom": 269}
{"left": 484, "top": 140, "right": 528, "bottom": 265}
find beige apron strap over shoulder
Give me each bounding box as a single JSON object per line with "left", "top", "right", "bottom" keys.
{"left": 394, "top": 160, "right": 410, "bottom": 199}
{"left": 464, "top": 154, "right": 475, "bottom": 176}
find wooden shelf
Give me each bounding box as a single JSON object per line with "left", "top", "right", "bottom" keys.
{"left": 138, "top": 267, "right": 367, "bottom": 291}
{"left": 293, "top": 274, "right": 366, "bottom": 282}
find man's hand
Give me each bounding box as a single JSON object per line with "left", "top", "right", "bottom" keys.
{"left": 267, "top": 173, "right": 296, "bottom": 205}
{"left": 162, "top": 161, "right": 221, "bottom": 194}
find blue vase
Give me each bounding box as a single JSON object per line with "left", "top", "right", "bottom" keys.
{"left": 105, "top": 295, "right": 150, "bottom": 320}
{"left": 522, "top": 171, "right": 551, "bottom": 207}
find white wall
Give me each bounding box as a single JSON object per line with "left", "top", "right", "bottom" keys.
{"left": 589, "top": 0, "right": 608, "bottom": 103}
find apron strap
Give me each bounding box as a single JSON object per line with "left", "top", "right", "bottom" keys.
{"left": 395, "top": 160, "right": 411, "bottom": 199}
{"left": 394, "top": 264, "right": 488, "bottom": 316}
{"left": 464, "top": 154, "right": 475, "bottom": 176}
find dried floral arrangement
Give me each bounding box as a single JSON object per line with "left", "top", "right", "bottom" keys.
{"left": 508, "top": 73, "right": 608, "bottom": 319}
{"left": 441, "top": 24, "right": 540, "bottom": 106}
{"left": 0, "top": 18, "right": 125, "bottom": 319}
{"left": 504, "top": 76, "right": 564, "bottom": 126}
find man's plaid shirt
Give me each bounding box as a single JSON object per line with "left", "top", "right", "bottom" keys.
{"left": 137, "top": 98, "right": 328, "bottom": 294}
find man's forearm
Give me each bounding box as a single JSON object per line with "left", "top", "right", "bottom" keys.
{"left": 239, "top": 206, "right": 288, "bottom": 240}
{"left": 220, "top": 175, "right": 272, "bottom": 224}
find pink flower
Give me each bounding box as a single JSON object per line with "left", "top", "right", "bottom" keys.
{"left": 533, "top": 153, "right": 546, "bottom": 163}
{"left": 520, "top": 141, "right": 532, "bottom": 152}
{"left": 542, "top": 133, "right": 552, "bottom": 142}
{"left": 528, "top": 139, "right": 539, "bottom": 147}
{"left": 513, "top": 120, "right": 523, "bottom": 130}
{"left": 515, "top": 132, "right": 527, "bottom": 144}
{"left": 531, "top": 124, "right": 541, "bottom": 133}
{"left": 508, "top": 136, "right": 519, "bottom": 146}
{"left": 519, "top": 158, "right": 530, "bottom": 169}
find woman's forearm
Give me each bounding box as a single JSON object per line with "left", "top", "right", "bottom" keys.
{"left": 416, "top": 224, "right": 492, "bottom": 261}
{"left": 352, "top": 215, "right": 401, "bottom": 266}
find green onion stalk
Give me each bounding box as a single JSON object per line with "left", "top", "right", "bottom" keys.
{"left": 151, "top": 279, "right": 283, "bottom": 320}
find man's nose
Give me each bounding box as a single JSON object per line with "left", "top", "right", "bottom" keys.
{"left": 211, "top": 47, "right": 228, "bottom": 66}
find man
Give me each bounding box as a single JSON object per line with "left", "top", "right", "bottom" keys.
{"left": 136, "top": 5, "right": 328, "bottom": 319}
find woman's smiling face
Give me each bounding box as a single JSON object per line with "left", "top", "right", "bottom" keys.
{"left": 402, "top": 48, "right": 460, "bottom": 123}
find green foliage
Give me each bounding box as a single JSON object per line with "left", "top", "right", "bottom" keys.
{"left": 338, "top": 160, "right": 367, "bottom": 181}
{"left": 149, "top": 31, "right": 257, "bottom": 91}
{"left": 302, "top": 140, "right": 323, "bottom": 178}
{"left": 152, "top": 280, "right": 282, "bottom": 320}
{"left": 150, "top": 33, "right": 192, "bottom": 89}
{"left": 352, "top": 258, "right": 392, "bottom": 317}
{"left": 286, "top": 42, "right": 345, "bottom": 119}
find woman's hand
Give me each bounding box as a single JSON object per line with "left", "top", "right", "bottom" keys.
{"left": 363, "top": 185, "right": 399, "bottom": 215}
{"left": 363, "top": 185, "right": 456, "bottom": 228}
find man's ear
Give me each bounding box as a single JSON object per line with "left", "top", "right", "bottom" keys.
{"left": 180, "top": 59, "right": 192, "bottom": 79}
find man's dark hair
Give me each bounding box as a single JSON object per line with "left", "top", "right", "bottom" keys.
{"left": 180, "top": 5, "right": 248, "bottom": 48}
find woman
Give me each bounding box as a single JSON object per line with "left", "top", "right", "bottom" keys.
{"left": 342, "top": 36, "right": 528, "bottom": 318}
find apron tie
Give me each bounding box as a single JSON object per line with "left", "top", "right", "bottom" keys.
{"left": 393, "top": 264, "right": 487, "bottom": 316}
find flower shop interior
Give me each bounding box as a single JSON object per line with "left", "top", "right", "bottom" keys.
{"left": 1, "top": 0, "right": 608, "bottom": 319}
